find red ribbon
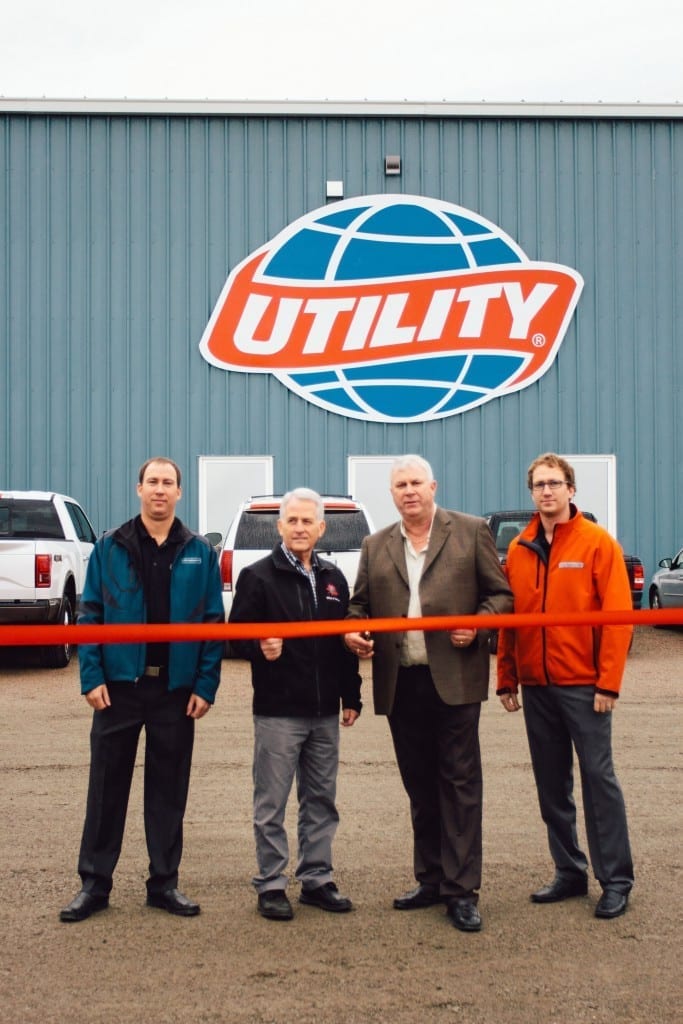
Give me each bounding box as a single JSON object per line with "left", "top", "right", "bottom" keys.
{"left": 2, "top": 608, "right": 682, "bottom": 646}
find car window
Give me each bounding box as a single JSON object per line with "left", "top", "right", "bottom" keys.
{"left": 0, "top": 499, "right": 65, "bottom": 539}
{"left": 315, "top": 510, "right": 371, "bottom": 552}
{"left": 65, "top": 501, "right": 97, "bottom": 543}
{"left": 234, "top": 511, "right": 279, "bottom": 549}
{"left": 233, "top": 507, "right": 371, "bottom": 551}
{"left": 494, "top": 519, "right": 530, "bottom": 551}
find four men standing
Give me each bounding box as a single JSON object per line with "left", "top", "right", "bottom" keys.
{"left": 60, "top": 452, "right": 634, "bottom": 927}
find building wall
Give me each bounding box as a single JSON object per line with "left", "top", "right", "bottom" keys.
{"left": 1, "top": 109, "right": 681, "bottom": 578}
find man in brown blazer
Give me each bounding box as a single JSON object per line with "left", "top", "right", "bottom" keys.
{"left": 345, "top": 455, "right": 512, "bottom": 932}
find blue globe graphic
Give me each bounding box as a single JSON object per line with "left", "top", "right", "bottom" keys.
{"left": 258, "top": 195, "right": 529, "bottom": 422}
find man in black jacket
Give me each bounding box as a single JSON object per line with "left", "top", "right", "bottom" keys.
{"left": 229, "top": 488, "right": 362, "bottom": 921}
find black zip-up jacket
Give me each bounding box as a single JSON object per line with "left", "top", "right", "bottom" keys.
{"left": 228, "top": 545, "right": 362, "bottom": 717}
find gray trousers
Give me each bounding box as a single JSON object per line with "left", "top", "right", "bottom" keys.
{"left": 252, "top": 714, "right": 340, "bottom": 893}
{"left": 522, "top": 684, "right": 634, "bottom": 894}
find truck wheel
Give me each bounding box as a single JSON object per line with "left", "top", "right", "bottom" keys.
{"left": 43, "top": 596, "right": 73, "bottom": 669}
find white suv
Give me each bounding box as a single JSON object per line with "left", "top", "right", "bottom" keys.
{"left": 218, "top": 495, "right": 375, "bottom": 626}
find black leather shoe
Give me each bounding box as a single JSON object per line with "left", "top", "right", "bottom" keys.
{"left": 59, "top": 890, "right": 109, "bottom": 922}
{"left": 393, "top": 883, "right": 442, "bottom": 910}
{"left": 531, "top": 876, "right": 588, "bottom": 903}
{"left": 146, "top": 888, "right": 200, "bottom": 916}
{"left": 595, "top": 890, "right": 628, "bottom": 919}
{"left": 299, "top": 881, "right": 352, "bottom": 913}
{"left": 447, "top": 899, "right": 482, "bottom": 932}
{"left": 257, "top": 890, "right": 294, "bottom": 920}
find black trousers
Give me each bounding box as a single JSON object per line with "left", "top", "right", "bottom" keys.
{"left": 388, "top": 666, "right": 483, "bottom": 901}
{"left": 77, "top": 677, "right": 195, "bottom": 897}
{"left": 522, "top": 684, "right": 633, "bottom": 892}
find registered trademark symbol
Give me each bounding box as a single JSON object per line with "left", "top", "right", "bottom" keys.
{"left": 532, "top": 333, "right": 546, "bottom": 347}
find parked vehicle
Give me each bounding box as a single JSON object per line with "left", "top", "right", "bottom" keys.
{"left": 483, "top": 508, "right": 645, "bottom": 652}
{"left": 0, "top": 490, "right": 96, "bottom": 667}
{"left": 648, "top": 547, "right": 683, "bottom": 620}
{"left": 217, "top": 494, "right": 375, "bottom": 654}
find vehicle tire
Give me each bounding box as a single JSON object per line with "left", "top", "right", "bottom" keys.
{"left": 649, "top": 589, "right": 664, "bottom": 628}
{"left": 42, "top": 595, "right": 73, "bottom": 668}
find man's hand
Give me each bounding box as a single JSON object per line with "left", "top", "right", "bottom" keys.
{"left": 186, "top": 694, "right": 211, "bottom": 719}
{"left": 499, "top": 692, "right": 521, "bottom": 712}
{"left": 85, "top": 684, "right": 111, "bottom": 711}
{"left": 260, "top": 637, "right": 283, "bottom": 661}
{"left": 342, "top": 708, "right": 360, "bottom": 728}
{"left": 449, "top": 628, "right": 476, "bottom": 648}
{"left": 344, "top": 631, "right": 374, "bottom": 659}
{"left": 594, "top": 693, "right": 617, "bottom": 713}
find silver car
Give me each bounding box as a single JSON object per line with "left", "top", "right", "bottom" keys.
{"left": 648, "top": 547, "right": 683, "bottom": 611}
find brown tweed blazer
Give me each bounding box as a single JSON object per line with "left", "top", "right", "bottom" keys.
{"left": 347, "top": 506, "right": 513, "bottom": 715}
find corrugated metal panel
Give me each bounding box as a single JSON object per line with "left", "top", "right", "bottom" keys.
{"left": 1, "top": 112, "right": 680, "bottom": 579}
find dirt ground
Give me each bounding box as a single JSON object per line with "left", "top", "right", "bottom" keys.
{"left": 0, "top": 626, "right": 681, "bottom": 1024}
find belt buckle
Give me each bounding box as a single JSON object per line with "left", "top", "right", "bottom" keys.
{"left": 145, "top": 665, "right": 162, "bottom": 677}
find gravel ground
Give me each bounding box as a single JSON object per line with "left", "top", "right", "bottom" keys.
{"left": 0, "top": 625, "right": 681, "bottom": 1024}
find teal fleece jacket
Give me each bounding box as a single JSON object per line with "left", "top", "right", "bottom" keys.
{"left": 77, "top": 516, "right": 224, "bottom": 703}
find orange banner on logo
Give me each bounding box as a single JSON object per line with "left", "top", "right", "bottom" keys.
{"left": 203, "top": 254, "right": 580, "bottom": 383}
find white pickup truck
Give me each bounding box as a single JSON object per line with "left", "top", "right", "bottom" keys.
{"left": 0, "top": 490, "right": 97, "bottom": 667}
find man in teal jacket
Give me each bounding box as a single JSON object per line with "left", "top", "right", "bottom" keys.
{"left": 60, "top": 457, "right": 223, "bottom": 923}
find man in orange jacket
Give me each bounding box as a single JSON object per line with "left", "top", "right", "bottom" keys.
{"left": 497, "top": 453, "right": 634, "bottom": 919}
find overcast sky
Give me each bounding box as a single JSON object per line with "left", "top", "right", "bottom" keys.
{"left": 1, "top": 0, "right": 681, "bottom": 104}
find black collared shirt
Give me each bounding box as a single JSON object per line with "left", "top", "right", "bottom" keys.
{"left": 135, "top": 515, "right": 185, "bottom": 666}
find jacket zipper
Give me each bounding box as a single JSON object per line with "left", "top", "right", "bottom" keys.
{"left": 295, "top": 573, "right": 323, "bottom": 716}
{"left": 540, "top": 556, "right": 551, "bottom": 684}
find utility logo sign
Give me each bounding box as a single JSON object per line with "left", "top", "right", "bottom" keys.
{"left": 199, "top": 194, "right": 583, "bottom": 422}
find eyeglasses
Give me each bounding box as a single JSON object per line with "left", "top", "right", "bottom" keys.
{"left": 530, "top": 479, "right": 567, "bottom": 492}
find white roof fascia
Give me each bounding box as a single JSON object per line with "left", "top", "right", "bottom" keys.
{"left": 0, "top": 98, "right": 681, "bottom": 119}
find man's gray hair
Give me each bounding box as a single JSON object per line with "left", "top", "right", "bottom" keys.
{"left": 390, "top": 454, "right": 434, "bottom": 483}
{"left": 279, "top": 488, "right": 325, "bottom": 520}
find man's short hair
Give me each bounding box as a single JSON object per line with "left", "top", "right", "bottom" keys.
{"left": 390, "top": 454, "right": 434, "bottom": 483}
{"left": 138, "top": 457, "right": 182, "bottom": 487}
{"left": 279, "top": 488, "right": 324, "bottom": 521}
{"left": 527, "top": 453, "right": 575, "bottom": 490}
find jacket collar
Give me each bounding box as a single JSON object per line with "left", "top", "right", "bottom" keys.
{"left": 112, "top": 515, "right": 193, "bottom": 552}
{"left": 387, "top": 505, "right": 451, "bottom": 584}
